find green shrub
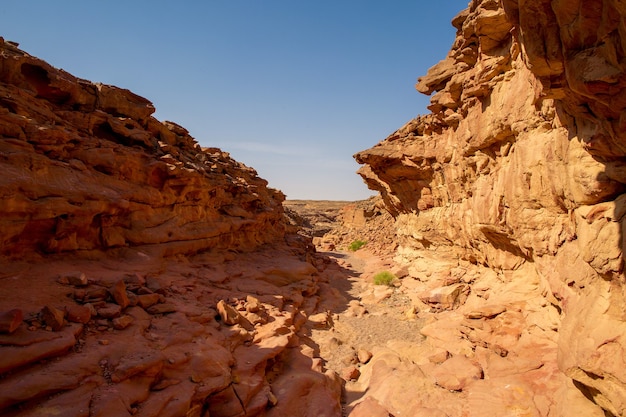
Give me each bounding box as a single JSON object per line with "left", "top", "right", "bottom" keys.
{"left": 348, "top": 239, "right": 366, "bottom": 251}
{"left": 373, "top": 271, "right": 396, "bottom": 286}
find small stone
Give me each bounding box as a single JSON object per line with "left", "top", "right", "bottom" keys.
{"left": 110, "top": 280, "right": 130, "bottom": 309}
{"left": 97, "top": 303, "right": 122, "bottom": 319}
{"left": 216, "top": 300, "right": 241, "bottom": 325}
{"left": 137, "top": 293, "right": 160, "bottom": 309}
{"left": 137, "top": 286, "right": 154, "bottom": 295}
{"left": 245, "top": 295, "right": 262, "bottom": 313}
{"left": 357, "top": 349, "right": 373, "bottom": 364}
{"left": 0, "top": 309, "right": 23, "bottom": 334}
{"left": 340, "top": 365, "right": 361, "bottom": 381}
{"left": 123, "top": 273, "right": 146, "bottom": 286}
{"left": 85, "top": 287, "right": 109, "bottom": 303}
{"left": 40, "top": 305, "right": 65, "bottom": 331}
{"left": 268, "top": 391, "right": 278, "bottom": 406}
{"left": 126, "top": 292, "right": 138, "bottom": 307}
{"left": 405, "top": 305, "right": 419, "bottom": 320}
{"left": 146, "top": 303, "right": 177, "bottom": 315}
{"left": 65, "top": 304, "right": 92, "bottom": 324}
{"left": 112, "top": 315, "right": 134, "bottom": 330}
{"left": 65, "top": 271, "right": 88, "bottom": 287}
{"left": 99, "top": 339, "right": 110, "bottom": 345}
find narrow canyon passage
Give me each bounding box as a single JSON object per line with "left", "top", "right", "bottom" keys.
{"left": 306, "top": 248, "right": 428, "bottom": 416}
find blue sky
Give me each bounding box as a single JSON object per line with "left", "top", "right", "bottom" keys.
{"left": 1, "top": 1, "right": 468, "bottom": 200}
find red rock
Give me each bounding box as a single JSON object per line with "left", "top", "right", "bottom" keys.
{"left": 341, "top": 365, "right": 361, "bottom": 381}
{"left": 0, "top": 324, "right": 83, "bottom": 374}
{"left": 40, "top": 305, "right": 65, "bottom": 331}
{"left": 84, "top": 288, "right": 109, "bottom": 303}
{"left": 112, "top": 315, "right": 134, "bottom": 330}
{"left": 62, "top": 271, "right": 88, "bottom": 287}
{"left": 0, "top": 309, "right": 23, "bottom": 333}
{"left": 136, "top": 293, "right": 160, "bottom": 309}
{"left": 109, "top": 280, "right": 130, "bottom": 309}
{"left": 146, "top": 303, "right": 177, "bottom": 315}
{"left": 65, "top": 304, "right": 92, "bottom": 324}
{"left": 96, "top": 303, "right": 122, "bottom": 319}
{"left": 0, "top": 38, "right": 344, "bottom": 417}
{"left": 216, "top": 300, "right": 241, "bottom": 325}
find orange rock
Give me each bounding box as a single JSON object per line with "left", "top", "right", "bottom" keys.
{"left": 216, "top": 300, "right": 241, "bottom": 326}
{"left": 350, "top": 397, "right": 392, "bottom": 417}
{"left": 109, "top": 280, "right": 130, "bottom": 309}
{"left": 357, "top": 349, "right": 373, "bottom": 364}
{"left": 65, "top": 304, "right": 92, "bottom": 324}
{"left": 112, "top": 315, "right": 133, "bottom": 330}
{"left": 96, "top": 303, "right": 122, "bottom": 319}
{"left": 136, "top": 293, "right": 160, "bottom": 309}
{"left": 340, "top": 365, "right": 361, "bottom": 381}
{"left": 58, "top": 271, "right": 88, "bottom": 287}
{"left": 40, "top": 305, "right": 65, "bottom": 331}
{"left": 0, "top": 309, "right": 23, "bottom": 333}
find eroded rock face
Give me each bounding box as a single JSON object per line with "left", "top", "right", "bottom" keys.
{"left": 356, "top": 0, "right": 626, "bottom": 415}
{"left": 0, "top": 38, "right": 284, "bottom": 257}
{"left": 0, "top": 39, "right": 343, "bottom": 416}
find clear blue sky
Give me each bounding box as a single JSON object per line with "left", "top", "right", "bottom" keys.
{"left": 1, "top": 1, "right": 468, "bottom": 200}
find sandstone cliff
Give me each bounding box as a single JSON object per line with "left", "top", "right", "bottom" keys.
{"left": 0, "top": 37, "right": 285, "bottom": 258}
{"left": 0, "top": 39, "right": 343, "bottom": 416}
{"left": 356, "top": 0, "right": 626, "bottom": 415}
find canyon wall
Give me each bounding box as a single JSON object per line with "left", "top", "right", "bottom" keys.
{"left": 0, "top": 38, "right": 285, "bottom": 258}
{"left": 0, "top": 39, "right": 344, "bottom": 416}
{"left": 356, "top": 0, "right": 626, "bottom": 415}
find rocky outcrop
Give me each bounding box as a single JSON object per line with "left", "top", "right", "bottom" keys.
{"left": 356, "top": 0, "right": 626, "bottom": 415}
{"left": 0, "top": 39, "right": 342, "bottom": 416}
{"left": 0, "top": 38, "right": 284, "bottom": 258}
{"left": 318, "top": 197, "right": 396, "bottom": 256}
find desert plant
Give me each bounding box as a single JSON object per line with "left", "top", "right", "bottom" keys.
{"left": 373, "top": 270, "right": 396, "bottom": 286}
{"left": 348, "top": 239, "right": 366, "bottom": 251}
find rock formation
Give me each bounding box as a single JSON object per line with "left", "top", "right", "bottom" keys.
{"left": 0, "top": 37, "right": 285, "bottom": 258}
{"left": 0, "top": 38, "right": 342, "bottom": 416}
{"left": 356, "top": 0, "right": 626, "bottom": 415}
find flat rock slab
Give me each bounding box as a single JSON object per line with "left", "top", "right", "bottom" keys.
{"left": 0, "top": 323, "right": 83, "bottom": 374}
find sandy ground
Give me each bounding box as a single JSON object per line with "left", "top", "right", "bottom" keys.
{"left": 308, "top": 248, "right": 426, "bottom": 415}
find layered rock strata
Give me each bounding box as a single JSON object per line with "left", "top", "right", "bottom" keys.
{"left": 0, "top": 38, "right": 284, "bottom": 257}
{"left": 0, "top": 39, "right": 342, "bottom": 416}
{"left": 356, "top": 0, "right": 626, "bottom": 415}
